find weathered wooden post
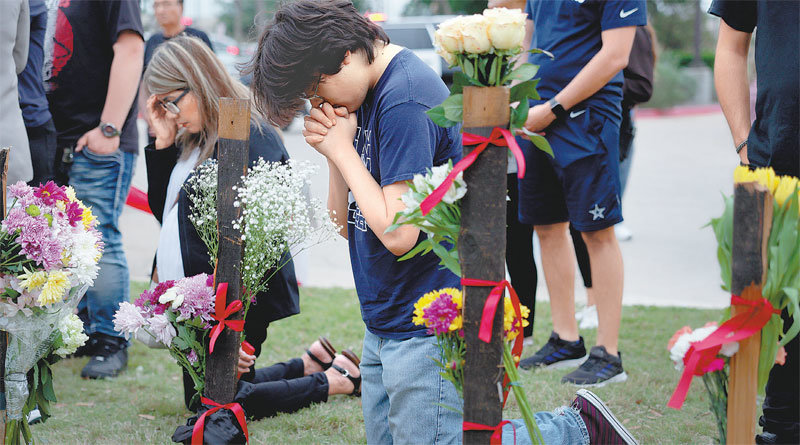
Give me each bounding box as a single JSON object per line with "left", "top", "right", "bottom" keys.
{"left": 0, "top": 147, "right": 10, "bottom": 443}
{"left": 460, "top": 87, "right": 509, "bottom": 444}
{"left": 204, "top": 99, "right": 250, "bottom": 404}
{"left": 727, "top": 181, "right": 773, "bottom": 445}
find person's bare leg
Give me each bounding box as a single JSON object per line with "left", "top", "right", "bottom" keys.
{"left": 324, "top": 355, "right": 360, "bottom": 395}
{"left": 301, "top": 339, "right": 335, "bottom": 375}
{"left": 581, "top": 227, "right": 623, "bottom": 356}
{"left": 535, "top": 222, "right": 579, "bottom": 341}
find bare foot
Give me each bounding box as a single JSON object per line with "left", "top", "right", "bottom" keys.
{"left": 302, "top": 339, "right": 335, "bottom": 375}
{"left": 324, "top": 354, "right": 361, "bottom": 396}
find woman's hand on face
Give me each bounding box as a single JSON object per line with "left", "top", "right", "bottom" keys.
{"left": 147, "top": 95, "right": 178, "bottom": 149}
{"left": 238, "top": 346, "right": 256, "bottom": 375}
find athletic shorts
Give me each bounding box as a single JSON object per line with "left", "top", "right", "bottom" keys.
{"left": 518, "top": 106, "right": 623, "bottom": 232}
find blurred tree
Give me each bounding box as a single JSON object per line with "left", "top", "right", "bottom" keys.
{"left": 403, "top": 0, "right": 486, "bottom": 16}
{"left": 220, "top": 0, "right": 371, "bottom": 42}
{"left": 646, "top": 0, "right": 716, "bottom": 54}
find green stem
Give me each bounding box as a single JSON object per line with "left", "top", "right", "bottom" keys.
{"left": 503, "top": 343, "right": 544, "bottom": 444}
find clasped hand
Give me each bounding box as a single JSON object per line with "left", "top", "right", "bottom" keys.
{"left": 302, "top": 102, "right": 357, "bottom": 160}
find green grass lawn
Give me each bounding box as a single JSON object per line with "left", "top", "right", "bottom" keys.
{"left": 30, "top": 284, "right": 730, "bottom": 444}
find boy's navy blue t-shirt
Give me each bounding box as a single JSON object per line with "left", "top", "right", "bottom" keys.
{"left": 526, "top": 0, "right": 646, "bottom": 124}
{"left": 348, "top": 48, "right": 462, "bottom": 339}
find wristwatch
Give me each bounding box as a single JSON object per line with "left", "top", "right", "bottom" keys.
{"left": 99, "top": 122, "right": 120, "bottom": 138}
{"left": 547, "top": 97, "right": 567, "bottom": 120}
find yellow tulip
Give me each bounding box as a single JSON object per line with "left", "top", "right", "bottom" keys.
{"left": 733, "top": 165, "right": 756, "bottom": 184}
{"left": 753, "top": 167, "right": 779, "bottom": 193}
{"left": 774, "top": 175, "right": 799, "bottom": 207}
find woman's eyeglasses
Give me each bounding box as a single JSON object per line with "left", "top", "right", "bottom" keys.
{"left": 301, "top": 75, "right": 323, "bottom": 107}
{"left": 160, "top": 89, "right": 189, "bottom": 114}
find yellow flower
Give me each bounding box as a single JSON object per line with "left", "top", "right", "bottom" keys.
{"left": 733, "top": 165, "right": 756, "bottom": 184}
{"left": 81, "top": 205, "right": 97, "bottom": 230}
{"left": 753, "top": 167, "right": 779, "bottom": 193}
{"left": 413, "top": 291, "right": 438, "bottom": 326}
{"left": 17, "top": 268, "right": 47, "bottom": 291}
{"left": 38, "top": 271, "right": 70, "bottom": 306}
{"left": 65, "top": 186, "right": 77, "bottom": 202}
{"left": 503, "top": 296, "right": 530, "bottom": 341}
{"left": 774, "top": 175, "right": 799, "bottom": 207}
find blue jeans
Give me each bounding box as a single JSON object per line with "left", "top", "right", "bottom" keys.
{"left": 502, "top": 407, "right": 590, "bottom": 445}
{"left": 361, "top": 330, "right": 463, "bottom": 444}
{"left": 71, "top": 148, "right": 135, "bottom": 339}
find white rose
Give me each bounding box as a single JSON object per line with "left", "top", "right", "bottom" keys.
{"left": 158, "top": 287, "right": 178, "bottom": 305}
{"left": 436, "top": 44, "right": 457, "bottom": 66}
{"left": 412, "top": 172, "right": 433, "bottom": 195}
{"left": 484, "top": 8, "right": 527, "bottom": 50}
{"left": 171, "top": 293, "right": 184, "bottom": 309}
{"left": 460, "top": 15, "right": 491, "bottom": 54}
{"left": 435, "top": 17, "right": 464, "bottom": 53}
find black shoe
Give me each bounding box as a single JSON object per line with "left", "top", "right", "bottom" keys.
{"left": 519, "top": 331, "right": 587, "bottom": 370}
{"left": 573, "top": 388, "right": 638, "bottom": 445}
{"left": 81, "top": 334, "right": 128, "bottom": 379}
{"left": 562, "top": 345, "right": 627, "bottom": 387}
{"left": 755, "top": 432, "right": 779, "bottom": 444}
{"left": 71, "top": 335, "right": 98, "bottom": 358}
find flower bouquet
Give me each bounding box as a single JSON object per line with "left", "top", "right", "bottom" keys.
{"left": 114, "top": 273, "right": 216, "bottom": 407}
{"left": 412, "top": 287, "right": 544, "bottom": 444}
{"left": 387, "top": 161, "right": 465, "bottom": 276}
{"left": 0, "top": 181, "right": 103, "bottom": 444}
{"left": 429, "top": 7, "right": 552, "bottom": 155}
{"left": 709, "top": 166, "right": 799, "bottom": 388}
{"left": 185, "top": 158, "right": 339, "bottom": 319}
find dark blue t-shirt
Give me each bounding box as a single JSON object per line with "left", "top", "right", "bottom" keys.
{"left": 348, "top": 49, "right": 462, "bottom": 339}
{"left": 708, "top": 0, "right": 799, "bottom": 177}
{"left": 17, "top": 0, "right": 51, "bottom": 128}
{"left": 526, "top": 0, "right": 647, "bottom": 123}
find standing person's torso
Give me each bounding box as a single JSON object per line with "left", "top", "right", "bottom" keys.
{"left": 18, "top": 0, "right": 52, "bottom": 128}
{"left": 349, "top": 48, "right": 462, "bottom": 339}
{"left": 43, "top": 0, "right": 143, "bottom": 153}
{"left": 527, "top": 0, "right": 646, "bottom": 123}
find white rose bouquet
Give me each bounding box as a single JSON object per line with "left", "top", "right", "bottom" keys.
{"left": 429, "top": 8, "right": 553, "bottom": 155}
{"left": 387, "top": 161, "right": 465, "bottom": 276}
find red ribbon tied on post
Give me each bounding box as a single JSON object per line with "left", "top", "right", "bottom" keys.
{"left": 420, "top": 127, "right": 526, "bottom": 216}
{"left": 463, "top": 420, "right": 515, "bottom": 445}
{"left": 667, "top": 294, "right": 780, "bottom": 410}
{"left": 208, "top": 282, "right": 245, "bottom": 354}
{"left": 191, "top": 396, "right": 249, "bottom": 445}
{"left": 460, "top": 277, "right": 525, "bottom": 406}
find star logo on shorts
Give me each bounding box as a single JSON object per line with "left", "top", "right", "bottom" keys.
{"left": 589, "top": 204, "right": 606, "bottom": 220}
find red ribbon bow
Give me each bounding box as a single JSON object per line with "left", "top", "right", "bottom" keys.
{"left": 460, "top": 278, "right": 525, "bottom": 406}
{"left": 420, "top": 127, "right": 525, "bottom": 216}
{"left": 667, "top": 294, "right": 780, "bottom": 409}
{"left": 208, "top": 282, "right": 245, "bottom": 354}
{"left": 191, "top": 396, "right": 249, "bottom": 445}
{"left": 463, "top": 420, "right": 515, "bottom": 445}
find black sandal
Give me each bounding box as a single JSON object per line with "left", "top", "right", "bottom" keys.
{"left": 332, "top": 350, "right": 361, "bottom": 397}
{"left": 305, "top": 336, "right": 337, "bottom": 370}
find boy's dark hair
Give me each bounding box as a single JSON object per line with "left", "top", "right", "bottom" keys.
{"left": 246, "top": 0, "right": 389, "bottom": 126}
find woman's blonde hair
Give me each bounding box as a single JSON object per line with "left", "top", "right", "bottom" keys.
{"left": 143, "top": 35, "right": 265, "bottom": 163}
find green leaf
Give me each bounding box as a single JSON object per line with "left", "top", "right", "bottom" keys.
{"left": 398, "top": 241, "right": 432, "bottom": 262}
{"left": 426, "top": 106, "right": 458, "bottom": 128}
{"left": 511, "top": 98, "right": 529, "bottom": 130}
{"left": 42, "top": 377, "right": 57, "bottom": 403}
{"left": 528, "top": 48, "right": 554, "bottom": 59}
{"left": 461, "top": 57, "right": 474, "bottom": 78}
{"left": 506, "top": 63, "right": 539, "bottom": 83}
{"left": 442, "top": 94, "right": 463, "bottom": 123}
{"left": 450, "top": 71, "right": 470, "bottom": 95}
{"left": 779, "top": 288, "right": 800, "bottom": 346}
{"left": 510, "top": 79, "right": 540, "bottom": 103}
{"left": 529, "top": 133, "right": 554, "bottom": 158}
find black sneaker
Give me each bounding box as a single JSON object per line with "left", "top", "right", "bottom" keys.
{"left": 71, "top": 335, "right": 98, "bottom": 358}
{"left": 562, "top": 345, "right": 627, "bottom": 386}
{"left": 80, "top": 334, "right": 128, "bottom": 379}
{"left": 573, "top": 388, "right": 638, "bottom": 445}
{"left": 519, "top": 331, "right": 587, "bottom": 370}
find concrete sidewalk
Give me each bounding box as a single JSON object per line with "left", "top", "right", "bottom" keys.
{"left": 122, "top": 111, "right": 736, "bottom": 309}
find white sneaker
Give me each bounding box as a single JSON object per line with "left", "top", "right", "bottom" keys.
{"left": 578, "top": 305, "right": 599, "bottom": 330}
{"left": 27, "top": 408, "right": 42, "bottom": 425}
{"left": 575, "top": 305, "right": 592, "bottom": 321}
{"left": 522, "top": 336, "right": 535, "bottom": 347}
{"left": 615, "top": 224, "right": 633, "bottom": 242}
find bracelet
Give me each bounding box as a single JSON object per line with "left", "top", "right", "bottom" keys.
{"left": 735, "top": 140, "right": 748, "bottom": 153}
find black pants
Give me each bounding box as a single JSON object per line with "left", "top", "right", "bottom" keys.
{"left": 759, "top": 308, "right": 800, "bottom": 442}
{"left": 237, "top": 358, "right": 329, "bottom": 419}
{"left": 25, "top": 119, "right": 57, "bottom": 187}
{"left": 507, "top": 174, "right": 537, "bottom": 337}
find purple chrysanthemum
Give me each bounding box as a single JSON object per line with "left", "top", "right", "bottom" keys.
{"left": 187, "top": 349, "right": 198, "bottom": 365}
{"left": 8, "top": 182, "right": 32, "bottom": 200}
{"left": 65, "top": 201, "right": 84, "bottom": 226}
{"left": 175, "top": 273, "right": 215, "bottom": 322}
{"left": 423, "top": 294, "right": 460, "bottom": 335}
{"left": 34, "top": 181, "right": 68, "bottom": 206}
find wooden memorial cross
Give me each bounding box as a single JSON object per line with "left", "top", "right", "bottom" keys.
{"left": 204, "top": 99, "right": 250, "bottom": 404}
{"left": 727, "top": 181, "right": 773, "bottom": 445}
{"left": 460, "top": 87, "right": 510, "bottom": 444}
{"left": 0, "top": 148, "right": 9, "bottom": 442}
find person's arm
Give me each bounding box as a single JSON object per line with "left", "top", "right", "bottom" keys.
{"left": 303, "top": 104, "right": 421, "bottom": 256}
{"left": 327, "top": 159, "right": 350, "bottom": 239}
{"left": 75, "top": 30, "right": 144, "bottom": 154}
{"left": 519, "top": 26, "right": 637, "bottom": 133}
{"left": 714, "top": 19, "right": 752, "bottom": 164}
{"left": 14, "top": 0, "right": 29, "bottom": 75}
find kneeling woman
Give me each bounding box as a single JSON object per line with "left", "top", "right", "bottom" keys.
{"left": 142, "top": 36, "right": 359, "bottom": 415}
